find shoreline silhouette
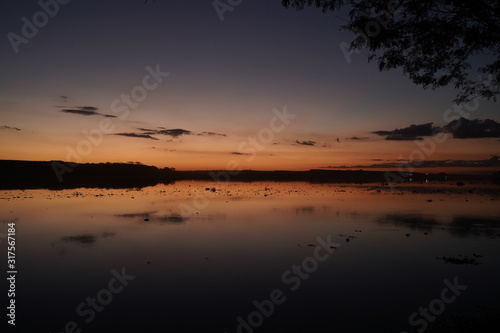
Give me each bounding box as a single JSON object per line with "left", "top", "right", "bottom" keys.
{"left": 1, "top": 159, "right": 498, "bottom": 190}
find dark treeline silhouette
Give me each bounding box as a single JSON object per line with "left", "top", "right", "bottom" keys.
{"left": 173, "top": 169, "right": 410, "bottom": 182}
{"left": 172, "top": 169, "right": 492, "bottom": 184}
{"left": 0, "top": 159, "right": 496, "bottom": 190}
{"left": 0, "top": 160, "right": 173, "bottom": 190}
{"left": 493, "top": 171, "right": 500, "bottom": 184}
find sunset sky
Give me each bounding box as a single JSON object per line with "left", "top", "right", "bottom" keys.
{"left": 1, "top": 0, "right": 499, "bottom": 173}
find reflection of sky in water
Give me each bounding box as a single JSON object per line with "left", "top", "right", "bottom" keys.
{"left": 1, "top": 182, "right": 499, "bottom": 332}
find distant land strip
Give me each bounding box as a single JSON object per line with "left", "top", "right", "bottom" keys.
{"left": 0, "top": 160, "right": 498, "bottom": 190}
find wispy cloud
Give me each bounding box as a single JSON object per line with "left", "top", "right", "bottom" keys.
{"left": 151, "top": 146, "right": 176, "bottom": 152}
{"left": 371, "top": 119, "right": 500, "bottom": 141}
{"left": 60, "top": 106, "right": 117, "bottom": 118}
{"left": 137, "top": 127, "right": 157, "bottom": 133}
{"left": 157, "top": 128, "right": 192, "bottom": 137}
{"left": 114, "top": 127, "right": 228, "bottom": 141}
{"left": 197, "top": 131, "right": 227, "bottom": 137}
{"left": 0, "top": 125, "right": 21, "bottom": 131}
{"left": 372, "top": 122, "right": 441, "bottom": 140}
{"left": 114, "top": 133, "right": 159, "bottom": 140}
{"left": 295, "top": 140, "right": 316, "bottom": 146}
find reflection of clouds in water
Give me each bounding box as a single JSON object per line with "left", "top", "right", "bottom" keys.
{"left": 142, "top": 214, "right": 189, "bottom": 225}
{"left": 5, "top": 181, "right": 500, "bottom": 332}
{"left": 189, "top": 213, "right": 226, "bottom": 221}
{"left": 377, "top": 214, "right": 441, "bottom": 230}
{"left": 377, "top": 213, "right": 500, "bottom": 239}
{"left": 114, "top": 211, "right": 156, "bottom": 219}
{"left": 451, "top": 216, "right": 500, "bottom": 228}
{"left": 115, "top": 211, "right": 189, "bottom": 224}
{"left": 449, "top": 216, "right": 500, "bottom": 239}
{"left": 294, "top": 206, "right": 315, "bottom": 215}
{"left": 53, "top": 231, "right": 117, "bottom": 255}
{"left": 270, "top": 206, "right": 331, "bottom": 216}
{"left": 61, "top": 234, "right": 96, "bottom": 245}
{"left": 228, "top": 196, "right": 249, "bottom": 201}
{"left": 349, "top": 211, "right": 371, "bottom": 219}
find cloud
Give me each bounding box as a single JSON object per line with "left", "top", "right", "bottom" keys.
{"left": 79, "top": 106, "right": 98, "bottom": 111}
{"left": 157, "top": 129, "right": 192, "bottom": 137}
{"left": 118, "top": 127, "right": 227, "bottom": 141}
{"left": 197, "top": 131, "right": 227, "bottom": 137}
{"left": 0, "top": 125, "right": 20, "bottom": 131}
{"left": 112, "top": 127, "right": 193, "bottom": 141}
{"left": 150, "top": 146, "right": 176, "bottom": 152}
{"left": 114, "top": 133, "right": 159, "bottom": 140}
{"left": 296, "top": 140, "right": 316, "bottom": 146}
{"left": 60, "top": 106, "right": 116, "bottom": 118}
{"left": 349, "top": 136, "right": 369, "bottom": 140}
{"left": 137, "top": 127, "right": 157, "bottom": 133}
{"left": 61, "top": 109, "right": 100, "bottom": 116}
{"left": 231, "top": 152, "right": 252, "bottom": 155}
{"left": 386, "top": 134, "right": 424, "bottom": 141}
{"left": 443, "top": 118, "right": 500, "bottom": 138}
{"left": 371, "top": 118, "right": 499, "bottom": 141}
{"left": 371, "top": 131, "right": 392, "bottom": 136}
{"left": 373, "top": 122, "right": 442, "bottom": 140}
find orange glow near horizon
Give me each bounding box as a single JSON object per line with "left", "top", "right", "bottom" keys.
{"left": 1, "top": 108, "right": 499, "bottom": 174}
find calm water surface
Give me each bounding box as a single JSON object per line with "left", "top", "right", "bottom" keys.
{"left": 1, "top": 181, "right": 499, "bottom": 332}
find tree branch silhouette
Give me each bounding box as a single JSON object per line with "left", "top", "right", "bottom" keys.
{"left": 282, "top": 0, "right": 500, "bottom": 103}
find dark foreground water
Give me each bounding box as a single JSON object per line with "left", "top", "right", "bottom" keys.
{"left": 1, "top": 181, "right": 499, "bottom": 332}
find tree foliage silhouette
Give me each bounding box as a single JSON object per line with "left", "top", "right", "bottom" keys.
{"left": 281, "top": 0, "right": 500, "bottom": 103}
